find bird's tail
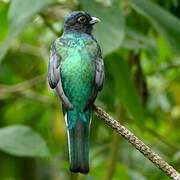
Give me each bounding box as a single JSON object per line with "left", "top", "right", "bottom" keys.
{"left": 65, "top": 109, "right": 91, "bottom": 174}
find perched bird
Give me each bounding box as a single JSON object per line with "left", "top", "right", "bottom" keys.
{"left": 48, "top": 11, "right": 104, "bottom": 173}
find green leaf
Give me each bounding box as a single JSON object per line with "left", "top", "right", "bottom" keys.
{"left": 129, "top": 0, "right": 180, "bottom": 54}
{"left": 0, "top": 2, "right": 8, "bottom": 44}
{"left": 122, "top": 28, "right": 157, "bottom": 54}
{"left": 0, "top": 125, "right": 50, "bottom": 157}
{"left": 0, "top": 0, "right": 52, "bottom": 62}
{"left": 114, "top": 164, "right": 130, "bottom": 179}
{"left": 80, "top": 0, "right": 125, "bottom": 55}
{"left": 128, "top": 170, "right": 146, "bottom": 180}
{"left": 106, "top": 53, "right": 144, "bottom": 122}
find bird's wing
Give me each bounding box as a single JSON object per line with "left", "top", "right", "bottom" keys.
{"left": 95, "top": 48, "right": 105, "bottom": 91}
{"left": 48, "top": 42, "right": 73, "bottom": 109}
{"left": 84, "top": 46, "right": 104, "bottom": 110}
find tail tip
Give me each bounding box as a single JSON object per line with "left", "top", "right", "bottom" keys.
{"left": 70, "top": 166, "right": 89, "bottom": 174}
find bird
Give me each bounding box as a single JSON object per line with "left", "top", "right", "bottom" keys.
{"left": 48, "top": 11, "right": 104, "bottom": 174}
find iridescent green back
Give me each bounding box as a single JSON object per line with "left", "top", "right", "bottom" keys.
{"left": 54, "top": 33, "right": 98, "bottom": 111}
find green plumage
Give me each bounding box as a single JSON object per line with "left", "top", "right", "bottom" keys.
{"left": 55, "top": 33, "right": 97, "bottom": 127}
{"left": 48, "top": 11, "right": 104, "bottom": 174}
{"left": 54, "top": 32, "right": 98, "bottom": 173}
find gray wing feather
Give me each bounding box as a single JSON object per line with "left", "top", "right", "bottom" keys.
{"left": 48, "top": 46, "right": 60, "bottom": 88}
{"left": 48, "top": 44, "right": 73, "bottom": 109}
{"left": 95, "top": 57, "right": 104, "bottom": 91}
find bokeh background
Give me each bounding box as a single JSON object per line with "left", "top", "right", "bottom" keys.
{"left": 0, "top": 0, "right": 180, "bottom": 179}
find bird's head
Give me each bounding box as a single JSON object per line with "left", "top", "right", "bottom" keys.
{"left": 64, "top": 11, "right": 100, "bottom": 34}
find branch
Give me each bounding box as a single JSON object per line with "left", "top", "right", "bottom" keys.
{"left": 94, "top": 106, "right": 180, "bottom": 180}
{"left": 39, "top": 13, "right": 61, "bottom": 37}
{"left": 20, "top": 90, "right": 54, "bottom": 104}
{"left": 105, "top": 134, "right": 120, "bottom": 180}
{"left": 145, "top": 63, "right": 180, "bottom": 76}
{"left": 144, "top": 126, "right": 180, "bottom": 152}
{"left": 0, "top": 74, "right": 46, "bottom": 95}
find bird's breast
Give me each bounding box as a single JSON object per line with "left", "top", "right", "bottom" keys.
{"left": 61, "top": 49, "right": 94, "bottom": 79}
{"left": 60, "top": 50, "right": 95, "bottom": 108}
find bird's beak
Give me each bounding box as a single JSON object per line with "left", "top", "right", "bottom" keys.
{"left": 89, "top": 17, "right": 101, "bottom": 24}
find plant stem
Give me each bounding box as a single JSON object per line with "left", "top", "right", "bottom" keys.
{"left": 94, "top": 106, "right": 180, "bottom": 180}
{"left": 39, "top": 13, "right": 61, "bottom": 37}
{"left": 105, "top": 133, "right": 120, "bottom": 180}
{"left": 70, "top": 172, "right": 79, "bottom": 180}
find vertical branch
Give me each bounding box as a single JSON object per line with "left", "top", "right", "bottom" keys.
{"left": 128, "top": 51, "right": 148, "bottom": 105}
{"left": 105, "top": 134, "right": 120, "bottom": 180}
{"left": 70, "top": 172, "right": 79, "bottom": 180}
{"left": 105, "top": 107, "right": 123, "bottom": 180}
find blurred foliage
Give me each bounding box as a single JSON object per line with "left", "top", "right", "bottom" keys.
{"left": 0, "top": 0, "right": 180, "bottom": 179}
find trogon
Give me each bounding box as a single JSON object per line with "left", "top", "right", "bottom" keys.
{"left": 48, "top": 11, "right": 104, "bottom": 173}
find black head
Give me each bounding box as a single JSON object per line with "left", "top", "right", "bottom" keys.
{"left": 64, "top": 11, "right": 100, "bottom": 34}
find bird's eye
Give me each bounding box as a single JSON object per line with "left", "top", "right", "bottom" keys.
{"left": 77, "top": 16, "right": 87, "bottom": 23}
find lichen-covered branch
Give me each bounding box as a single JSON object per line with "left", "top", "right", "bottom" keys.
{"left": 94, "top": 106, "right": 180, "bottom": 180}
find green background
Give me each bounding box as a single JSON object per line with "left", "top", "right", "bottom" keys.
{"left": 0, "top": 0, "right": 179, "bottom": 179}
